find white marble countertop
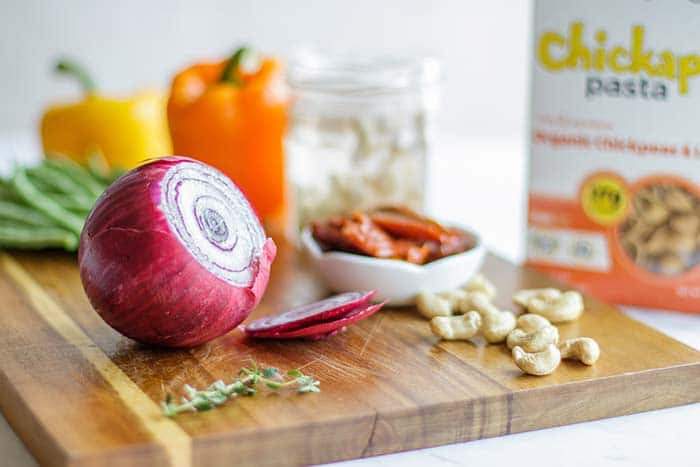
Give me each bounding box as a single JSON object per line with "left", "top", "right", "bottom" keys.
{"left": 1, "top": 134, "right": 698, "bottom": 467}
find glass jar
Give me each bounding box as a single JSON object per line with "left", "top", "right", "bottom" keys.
{"left": 285, "top": 50, "right": 441, "bottom": 229}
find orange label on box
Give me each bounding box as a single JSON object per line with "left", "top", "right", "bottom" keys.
{"left": 529, "top": 1, "right": 700, "bottom": 313}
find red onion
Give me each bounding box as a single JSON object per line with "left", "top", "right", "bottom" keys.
{"left": 79, "top": 157, "right": 276, "bottom": 347}
{"left": 243, "top": 292, "right": 384, "bottom": 340}
{"left": 243, "top": 290, "right": 376, "bottom": 335}
{"left": 264, "top": 302, "right": 384, "bottom": 339}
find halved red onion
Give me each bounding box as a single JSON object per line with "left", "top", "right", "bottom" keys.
{"left": 79, "top": 157, "right": 276, "bottom": 348}
{"left": 245, "top": 302, "right": 385, "bottom": 340}
{"left": 243, "top": 290, "right": 376, "bottom": 335}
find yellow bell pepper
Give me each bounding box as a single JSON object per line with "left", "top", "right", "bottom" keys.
{"left": 40, "top": 59, "right": 172, "bottom": 170}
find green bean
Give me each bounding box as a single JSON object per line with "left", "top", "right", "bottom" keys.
{"left": 67, "top": 208, "right": 91, "bottom": 218}
{"left": 45, "top": 158, "right": 106, "bottom": 197}
{"left": 27, "top": 165, "right": 94, "bottom": 198}
{"left": 24, "top": 172, "right": 60, "bottom": 193}
{"left": 0, "top": 200, "right": 55, "bottom": 227}
{"left": 51, "top": 193, "right": 94, "bottom": 211}
{"left": 0, "top": 224, "right": 78, "bottom": 251}
{"left": 10, "top": 169, "right": 84, "bottom": 236}
{"left": 0, "top": 179, "right": 20, "bottom": 201}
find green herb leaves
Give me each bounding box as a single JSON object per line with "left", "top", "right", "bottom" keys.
{"left": 161, "top": 362, "right": 320, "bottom": 418}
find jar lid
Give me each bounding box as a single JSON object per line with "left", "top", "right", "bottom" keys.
{"left": 288, "top": 49, "right": 440, "bottom": 95}
{"left": 287, "top": 49, "right": 441, "bottom": 115}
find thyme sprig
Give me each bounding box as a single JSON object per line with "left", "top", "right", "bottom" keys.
{"left": 161, "top": 362, "right": 320, "bottom": 417}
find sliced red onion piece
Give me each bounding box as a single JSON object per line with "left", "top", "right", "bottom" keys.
{"left": 304, "top": 327, "right": 346, "bottom": 340}
{"left": 243, "top": 290, "right": 376, "bottom": 334}
{"left": 246, "top": 302, "right": 385, "bottom": 340}
{"left": 79, "top": 157, "right": 276, "bottom": 348}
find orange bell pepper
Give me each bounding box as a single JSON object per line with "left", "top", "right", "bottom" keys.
{"left": 167, "top": 48, "right": 288, "bottom": 232}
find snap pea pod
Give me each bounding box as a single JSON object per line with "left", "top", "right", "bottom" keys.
{"left": 27, "top": 164, "right": 95, "bottom": 199}
{"left": 0, "top": 224, "right": 78, "bottom": 251}
{"left": 45, "top": 158, "right": 106, "bottom": 198}
{"left": 10, "top": 169, "right": 85, "bottom": 236}
{"left": 0, "top": 200, "right": 55, "bottom": 227}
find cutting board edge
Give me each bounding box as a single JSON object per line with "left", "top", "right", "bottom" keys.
{"left": 507, "top": 359, "right": 700, "bottom": 434}
{"left": 0, "top": 369, "right": 71, "bottom": 467}
{"left": 0, "top": 370, "right": 171, "bottom": 467}
{"left": 179, "top": 360, "right": 700, "bottom": 466}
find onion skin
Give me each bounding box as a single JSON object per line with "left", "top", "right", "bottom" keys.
{"left": 79, "top": 157, "right": 276, "bottom": 347}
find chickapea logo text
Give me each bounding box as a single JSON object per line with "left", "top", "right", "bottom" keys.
{"left": 537, "top": 22, "right": 700, "bottom": 100}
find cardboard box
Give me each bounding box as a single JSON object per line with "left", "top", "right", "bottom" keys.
{"left": 527, "top": 0, "right": 700, "bottom": 313}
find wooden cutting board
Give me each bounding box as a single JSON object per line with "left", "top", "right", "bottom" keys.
{"left": 0, "top": 245, "right": 699, "bottom": 467}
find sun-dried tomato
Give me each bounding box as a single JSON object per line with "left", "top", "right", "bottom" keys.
{"left": 311, "top": 206, "right": 473, "bottom": 264}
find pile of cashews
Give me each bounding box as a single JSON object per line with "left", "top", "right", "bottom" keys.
{"left": 417, "top": 274, "right": 600, "bottom": 376}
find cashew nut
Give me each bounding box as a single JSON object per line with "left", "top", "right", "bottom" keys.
{"left": 430, "top": 311, "right": 482, "bottom": 340}
{"left": 438, "top": 289, "right": 470, "bottom": 311}
{"left": 467, "top": 291, "right": 500, "bottom": 315}
{"left": 526, "top": 290, "right": 584, "bottom": 323}
{"left": 506, "top": 325, "right": 559, "bottom": 352}
{"left": 559, "top": 337, "right": 600, "bottom": 365}
{"left": 466, "top": 291, "right": 516, "bottom": 343}
{"left": 416, "top": 292, "right": 451, "bottom": 319}
{"left": 418, "top": 274, "right": 497, "bottom": 319}
{"left": 516, "top": 313, "right": 551, "bottom": 333}
{"left": 512, "top": 288, "right": 561, "bottom": 308}
{"left": 481, "top": 310, "right": 517, "bottom": 344}
{"left": 512, "top": 344, "right": 561, "bottom": 376}
{"left": 463, "top": 273, "right": 496, "bottom": 300}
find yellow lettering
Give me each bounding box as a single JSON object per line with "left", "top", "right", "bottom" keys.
{"left": 593, "top": 30, "right": 607, "bottom": 71}
{"left": 655, "top": 51, "right": 676, "bottom": 79}
{"left": 538, "top": 32, "right": 567, "bottom": 70}
{"left": 536, "top": 22, "right": 700, "bottom": 96}
{"left": 630, "top": 25, "right": 654, "bottom": 75}
{"left": 566, "top": 23, "right": 591, "bottom": 69}
{"left": 678, "top": 55, "right": 700, "bottom": 95}
{"left": 608, "top": 47, "right": 630, "bottom": 72}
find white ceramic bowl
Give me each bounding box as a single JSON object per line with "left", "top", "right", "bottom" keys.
{"left": 301, "top": 225, "right": 486, "bottom": 306}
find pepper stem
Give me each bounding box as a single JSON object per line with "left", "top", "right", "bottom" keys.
{"left": 220, "top": 47, "right": 252, "bottom": 85}
{"left": 55, "top": 59, "right": 97, "bottom": 94}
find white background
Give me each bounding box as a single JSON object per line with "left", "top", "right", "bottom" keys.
{"left": 0, "top": 0, "right": 529, "bottom": 140}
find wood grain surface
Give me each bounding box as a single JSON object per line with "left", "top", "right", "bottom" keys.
{"left": 0, "top": 244, "right": 698, "bottom": 467}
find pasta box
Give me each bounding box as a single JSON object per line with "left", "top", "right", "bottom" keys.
{"left": 526, "top": 0, "right": 700, "bottom": 313}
